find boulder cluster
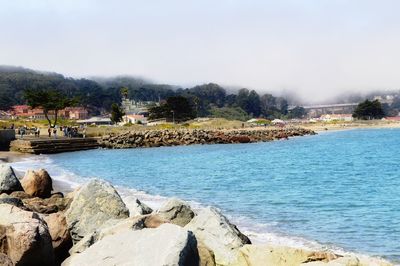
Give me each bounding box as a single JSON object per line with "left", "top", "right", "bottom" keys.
{"left": 0, "top": 165, "right": 72, "bottom": 265}
{"left": 100, "top": 128, "right": 316, "bottom": 149}
{"left": 0, "top": 164, "right": 393, "bottom": 266}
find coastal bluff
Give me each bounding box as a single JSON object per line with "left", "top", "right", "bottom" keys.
{"left": 100, "top": 128, "right": 316, "bottom": 149}
{"left": 0, "top": 163, "right": 393, "bottom": 266}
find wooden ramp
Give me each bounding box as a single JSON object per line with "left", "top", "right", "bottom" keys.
{"left": 10, "top": 138, "right": 100, "bottom": 154}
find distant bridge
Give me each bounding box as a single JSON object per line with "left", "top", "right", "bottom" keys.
{"left": 289, "top": 103, "right": 359, "bottom": 118}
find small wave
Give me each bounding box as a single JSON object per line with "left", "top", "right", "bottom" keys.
{"left": 10, "top": 155, "right": 80, "bottom": 192}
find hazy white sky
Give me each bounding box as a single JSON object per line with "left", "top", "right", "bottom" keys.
{"left": 1, "top": 0, "right": 400, "bottom": 102}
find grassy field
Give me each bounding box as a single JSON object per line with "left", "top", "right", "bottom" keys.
{"left": 85, "top": 118, "right": 246, "bottom": 137}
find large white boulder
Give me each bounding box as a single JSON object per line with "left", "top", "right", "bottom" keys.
{"left": 65, "top": 179, "right": 129, "bottom": 243}
{"left": 0, "top": 204, "right": 54, "bottom": 266}
{"left": 184, "top": 207, "right": 251, "bottom": 265}
{"left": 62, "top": 223, "right": 199, "bottom": 266}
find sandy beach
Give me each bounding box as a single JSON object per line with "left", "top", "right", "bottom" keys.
{"left": 299, "top": 120, "right": 400, "bottom": 132}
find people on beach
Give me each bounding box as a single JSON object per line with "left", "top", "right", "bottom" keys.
{"left": 34, "top": 127, "right": 40, "bottom": 137}
{"left": 19, "top": 126, "right": 26, "bottom": 139}
{"left": 53, "top": 127, "right": 57, "bottom": 139}
{"left": 67, "top": 127, "right": 72, "bottom": 138}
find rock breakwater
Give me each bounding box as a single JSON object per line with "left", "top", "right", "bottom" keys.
{"left": 100, "top": 128, "right": 316, "bottom": 149}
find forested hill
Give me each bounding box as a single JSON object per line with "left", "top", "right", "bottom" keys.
{"left": 0, "top": 66, "right": 293, "bottom": 119}
{"left": 0, "top": 66, "right": 120, "bottom": 113}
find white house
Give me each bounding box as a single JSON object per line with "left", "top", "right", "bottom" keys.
{"left": 122, "top": 114, "right": 147, "bottom": 125}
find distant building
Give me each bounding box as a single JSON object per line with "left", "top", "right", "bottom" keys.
{"left": 122, "top": 114, "right": 147, "bottom": 125}
{"left": 60, "top": 107, "right": 89, "bottom": 120}
{"left": 319, "top": 114, "right": 353, "bottom": 122}
{"left": 121, "top": 98, "right": 156, "bottom": 115}
{"left": 11, "top": 105, "right": 47, "bottom": 119}
{"left": 11, "top": 105, "right": 88, "bottom": 120}
{"left": 77, "top": 117, "right": 112, "bottom": 125}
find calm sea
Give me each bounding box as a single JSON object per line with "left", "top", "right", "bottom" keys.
{"left": 11, "top": 129, "right": 400, "bottom": 263}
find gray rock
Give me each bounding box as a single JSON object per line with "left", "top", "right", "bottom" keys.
{"left": 156, "top": 198, "right": 195, "bottom": 226}
{"left": 123, "top": 195, "right": 153, "bottom": 217}
{"left": 62, "top": 223, "right": 199, "bottom": 266}
{"left": 0, "top": 204, "right": 54, "bottom": 266}
{"left": 69, "top": 216, "right": 146, "bottom": 255}
{"left": 185, "top": 207, "right": 251, "bottom": 266}
{"left": 0, "top": 164, "right": 23, "bottom": 194}
{"left": 65, "top": 179, "right": 129, "bottom": 243}
{"left": 0, "top": 196, "right": 24, "bottom": 208}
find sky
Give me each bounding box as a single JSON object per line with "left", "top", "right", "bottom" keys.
{"left": 1, "top": 0, "right": 400, "bottom": 103}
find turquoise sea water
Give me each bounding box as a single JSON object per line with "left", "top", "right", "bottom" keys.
{"left": 12, "top": 129, "right": 400, "bottom": 262}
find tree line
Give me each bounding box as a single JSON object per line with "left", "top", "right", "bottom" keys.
{"left": 0, "top": 66, "right": 295, "bottom": 122}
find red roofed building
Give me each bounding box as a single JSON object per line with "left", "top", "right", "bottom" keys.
{"left": 11, "top": 105, "right": 88, "bottom": 120}
{"left": 11, "top": 105, "right": 47, "bottom": 119}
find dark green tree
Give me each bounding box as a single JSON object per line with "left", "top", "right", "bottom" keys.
{"left": 0, "top": 93, "right": 13, "bottom": 111}
{"left": 236, "top": 88, "right": 250, "bottom": 111}
{"left": 110, "top": 103, "right": 125, "bottom": 123}
{"left": 247, "top": 90, "right": 261, "bottom": 116}
{"left": 149, "top": 96, "right": 195, "bottom": 122}
{"left": 260, "top": 94, "right": 288, "bottom": 118}
{"left": 120, "top": 87, "right": 129, "bottom": 99}
{"left": 353, "top": 99, "right": 385, "bottom": 120}
{"left": 288, "top": 106, "right": 307, "bottom": 119}
{"left": 24, "top": 89, "right": 76, "bottom": 127}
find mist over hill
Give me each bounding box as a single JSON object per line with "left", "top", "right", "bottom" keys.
{"left": 1, "top": 65, "right": 400, "bottom": 119}
{"left": 0, "top": 66, "right": 290, "bottom": 119}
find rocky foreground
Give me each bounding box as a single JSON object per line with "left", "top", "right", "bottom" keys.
{"left": 99, "top": 128, "right": 316, "bottom": 149}
{"left": 0, "top": 163, "right": 393, "bottom": 266}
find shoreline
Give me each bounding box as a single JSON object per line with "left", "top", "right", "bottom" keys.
{"left": 6, "top": 152, "right": 396, "bottom": 265}
{"left": 0, "top": 151, "right": 32, "bottom": 163}
{"left": 299, "top": 120, "right": 400, "bottom": 133}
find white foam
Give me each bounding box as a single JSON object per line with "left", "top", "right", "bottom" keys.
{"left": 9, "top": 155, "right": 80, "bottom": 192}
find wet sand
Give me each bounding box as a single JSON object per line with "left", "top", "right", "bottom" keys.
{"left": 0, "top": 151, "right": 32, "bottom": 163}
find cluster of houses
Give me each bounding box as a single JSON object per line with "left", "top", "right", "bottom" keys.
{"left": 2, "top": 97, "right": 399, "bottom": 127}
{"left": 1, "top": 105, "right": 89, "bottom": 120}
{"left": 0, "top": 99, "right": 154, "bottom": 127}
